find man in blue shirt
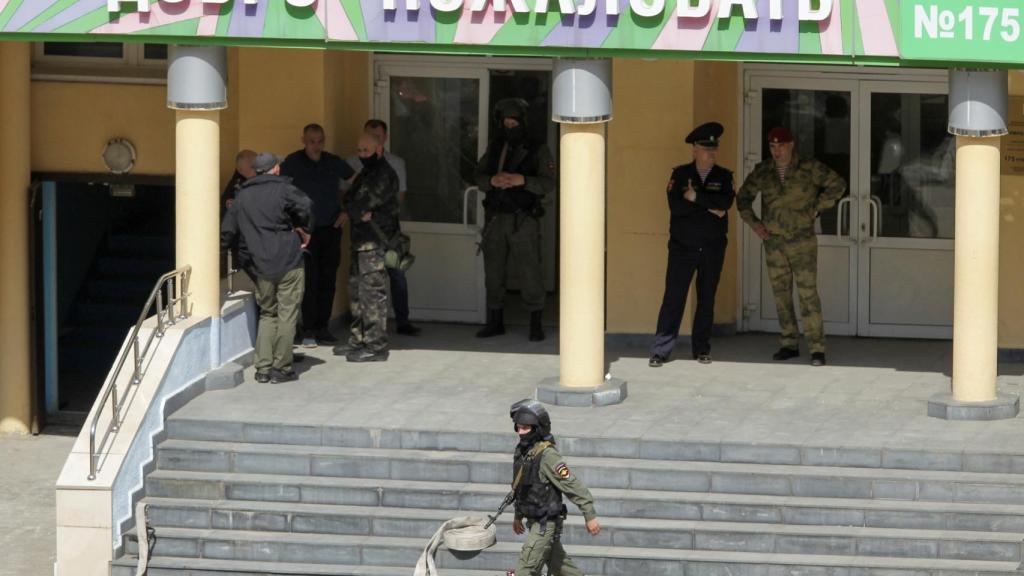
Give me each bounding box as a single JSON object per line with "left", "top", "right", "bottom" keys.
{"left": 281, "top": 124, "right": 355, "bottom": 347}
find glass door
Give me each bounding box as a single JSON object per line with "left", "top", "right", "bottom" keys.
{"left": 743, "top": 77, "right": 860, "bottom": 337}
{"left": 374, "top": 57, "right": 557, "bottom": 324}
{"left": 375, "top": 65, "right": 490, "bottom": 323}
{"left": 856, "top": 80, "right": 954, "bottom": 338}
{"left": 743, "top": 69, "right": 954, "bottom": 340}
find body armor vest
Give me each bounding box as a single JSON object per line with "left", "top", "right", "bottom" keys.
{"left": 513, "top": 442, "right": 563, "bottom": 521}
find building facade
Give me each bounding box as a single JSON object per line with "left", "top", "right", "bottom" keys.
{"left": 1, "top": 0, "right": 1022, "bottom": 431}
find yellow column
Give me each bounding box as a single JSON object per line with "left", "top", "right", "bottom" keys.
{"left": 0, "top": 43, "right": 33, "bottom": 435}
{"left": 175, "top": 111, "right": 221, "bottom": 319}
{"left": 951, "top": 136, "right": 1000, "bottom": 402}
{"left": 559, "top": 123, "right": 606, "bottom": 388}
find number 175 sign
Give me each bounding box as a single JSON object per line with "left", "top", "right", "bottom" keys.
{"left": 901, "top": 0, "right": 1023, "bottom": 64}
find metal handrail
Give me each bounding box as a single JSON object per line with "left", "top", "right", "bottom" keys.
{"left": 88, "top": 266, "right": 192, "bottom": 481}
{"left": 225, "top": 249, "right": 237, "bottom": 294}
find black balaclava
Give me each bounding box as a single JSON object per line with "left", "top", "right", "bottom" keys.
{"left": 360, "top": 153, "right": 380, "bottom": 168}
{"left": 502, "top": 120, "right": 526, "bottom": 146}
{"left": 516, "top": 424, "right": 544, "bottom": 451}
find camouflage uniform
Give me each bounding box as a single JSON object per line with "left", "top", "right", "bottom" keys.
{"left": 474, "top": 140, "right": 557, "bottom": 312}
{"left": 346, "top": 158, "right": 400, "bottom": 353}
{"left": 514, "top": 442, "right": 596, "bottom": 576}
{"left": 737, "top": 155, "right": 846, "bottom": 353}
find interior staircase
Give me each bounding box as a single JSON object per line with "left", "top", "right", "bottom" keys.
{"left": 107, "top": 416, "right": 1024, "bottom": 575}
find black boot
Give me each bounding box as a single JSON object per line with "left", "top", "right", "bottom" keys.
{"left": 529, "top": 310, "right": 545, "bottom": 342}
{"left": 476, "top": 309, "right": 505, "bottom": 338}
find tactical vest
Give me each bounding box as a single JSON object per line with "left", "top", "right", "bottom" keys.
{"left": 513, "top": 442, "right": 563, "bottom": 521}
{"left": 483, "top": 139, "right": 544, "bottom": 216}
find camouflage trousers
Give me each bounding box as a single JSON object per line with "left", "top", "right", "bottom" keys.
{"left": 763, "top": 234, "right": 825, "bottom": 354}
{"left": 516, "top": 520, "right": 583, "bottom": 576}
{"left": 483, "top": 213, "right": 546, "bottom": 312}
{"left": 347, "top": 246, "right": 389, "bottom": 352}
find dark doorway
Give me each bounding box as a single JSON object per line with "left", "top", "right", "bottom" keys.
{"left": 45, "top": 181, "right": 175, "bottom": 416}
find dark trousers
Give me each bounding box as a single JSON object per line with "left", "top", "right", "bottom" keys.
{"left": 387, "top": 267, "right": 411, "bottom": 328}
{"left": 651, "top": 241, "right": 727, "bottom": 359}
{"left": 302, "top": 225, "right": 342, "bottom": 333}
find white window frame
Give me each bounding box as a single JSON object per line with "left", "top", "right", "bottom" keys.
{"left": 32, "top": 41, "right": 168, "bottom": 85}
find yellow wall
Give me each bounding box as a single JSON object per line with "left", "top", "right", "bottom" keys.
{"left": 605, "top": 58, "right": 740, "bottom": 334}
{"left": 31, "top": 82, "right": 175, "bottom": 175}
{"left": 29, "top": 47, "right": 372, "bottom": 317}
{"left": 28, "top": 52, "right": 1024, "bottom": 348}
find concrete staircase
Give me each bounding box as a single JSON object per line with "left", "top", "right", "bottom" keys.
{"left": 110, "top": 418, "right": 1024, "bottom": 575}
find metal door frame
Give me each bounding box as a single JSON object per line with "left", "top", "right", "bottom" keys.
{"left": 742, "top": 74, "right": 861, "bottom": 337}
{"left": 740, "top": 65, "right": 953, "bottom": 338}
{"left": 855, "top": 78, "right": 953, "bottom": 338}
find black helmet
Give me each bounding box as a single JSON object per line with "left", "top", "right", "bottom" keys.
{"left": 510, "top": 398, "right": 551, "bottom": 437}
{"left": 494, "top": 98, "right": 528, "bottom": 125}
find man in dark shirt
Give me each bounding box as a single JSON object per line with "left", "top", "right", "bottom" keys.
{"left": 649, "top": 122, "right": 735, "bottom": 367}
{"left": 281, "top": 123, "right": 356, "bottom": 348}
{"left": 221, "top": 152, "right": 312, "bottom": 384}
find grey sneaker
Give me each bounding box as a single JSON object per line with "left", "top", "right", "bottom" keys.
{"left": 301, "top": 336, "right": 318, "bottom": 348}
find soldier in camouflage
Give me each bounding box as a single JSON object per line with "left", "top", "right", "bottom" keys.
{"left": 334, "top": 132, "right": 400, "bottom": 363}
{"left": 736, "top": 127, "right": 846, "bottom": 366}
{"left": 509, "top": 399, "right": 601, "bottom": 576}
{"left": 474, "top": 98, "right": 557, "bottom": 342}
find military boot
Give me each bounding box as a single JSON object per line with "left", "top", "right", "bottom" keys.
{"left": 529, "top": 310, "right": 545, "bottom": 342}
{"left": 476, "top": 308, "right": 506, "bottom": 338}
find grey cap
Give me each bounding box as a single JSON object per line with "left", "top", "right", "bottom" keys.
{"left": 252, "top": 152, "right": 282, "bottom": 174}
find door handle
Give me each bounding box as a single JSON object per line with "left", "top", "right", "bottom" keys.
{"left": 869, "top": 195, "right": 881, "bottom": 239}
{"left": 835, "top": 196, "right": 852, "bottom": 241}
{"left": 463, "top": 186, "right": 480, "bottom": 231}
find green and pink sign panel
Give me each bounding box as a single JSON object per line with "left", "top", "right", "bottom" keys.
{"left": 0, "top": 0, "right": 1016, "bottom": 64}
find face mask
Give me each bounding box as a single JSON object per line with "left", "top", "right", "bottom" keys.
{"left": 516, "top": 426, "right": 542, "bottom": 450}
{"left": 503, "top": 124, "right": 525, "bottom": 144}
{"left": 360, "top": 154, "right": 379, "bottom": 168}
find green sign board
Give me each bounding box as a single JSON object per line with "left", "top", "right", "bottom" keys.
{"left": 901, "top": 0, "right": 1024, "bottom": 63}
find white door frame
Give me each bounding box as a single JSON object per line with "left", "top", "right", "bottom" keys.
{"left": 371, "top": 55, "right": 556, "bottom": 323}
{"left": 372, "top": 62, "right": 490, "bottom": 322}
{"left": 855, "top": 78, "right": 953, "bottom": 339}
{"left": 742, "top": 75, "right": 861, "bottom": 337}
{"left": 740, "top": 64, "right": 953, "bottom": 338}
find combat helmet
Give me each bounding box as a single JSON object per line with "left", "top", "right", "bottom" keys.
{"left": 493, "top": 97, "right": 529, "bottom": 126}
{"left": 510, "top": 398, "right": 551, "bottom": 437}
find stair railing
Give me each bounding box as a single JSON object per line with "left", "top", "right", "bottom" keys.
{"left": 88, "top": 266, "right": 192, "bottom": 481}
{"left": 225, "top": 249, "right": 240, "bottom": 294}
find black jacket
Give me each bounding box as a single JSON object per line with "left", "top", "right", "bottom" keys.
{"left": 221, "top": 174, "right": 311, "bottom": 282}
{"left": 666, "top": 162, "right": 735, "bottom": 249}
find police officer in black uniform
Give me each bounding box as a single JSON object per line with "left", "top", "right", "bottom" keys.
{"left": 650, "top": 122, "right": 735, "bottom": 367}
{"left": 510, "top": 399, "right": 600, "bottom": 576}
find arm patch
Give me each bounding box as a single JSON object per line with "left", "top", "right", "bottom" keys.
{"left": 555, "top": 463, "right": 571, "bottom": 479}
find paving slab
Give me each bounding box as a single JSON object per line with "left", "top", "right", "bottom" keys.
{"left": 172, "top": 327, "right": 1024, "bottom": 457}
{"left": 0, "top": 432, "right": 76, "bottom": 576}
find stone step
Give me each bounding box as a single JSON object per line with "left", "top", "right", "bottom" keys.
{"left": 141, "top": 497, "right": 1024, "bottom": 562}
{"left": 120, "top": 527, "right": 1024, "bottom": 575}
{"left": 164, "top": 418, "right": 1024, "bottom": 475}
{"left": 110, "top": 556, "right": 512, "bottom": 576}
{"left": 144, "top": 470, "right": 1024, "bottom": 532}
{"left": 155, "top": 439, "right": 1024, "bottom": 505}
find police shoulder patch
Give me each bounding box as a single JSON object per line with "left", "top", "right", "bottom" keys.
{"left": 554, "top": 462, "right": 571, "bottom": 479}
